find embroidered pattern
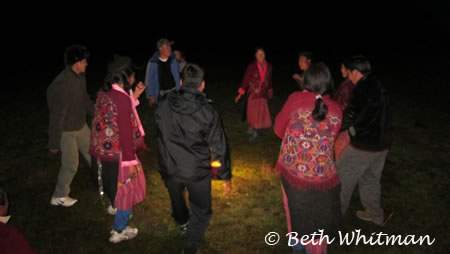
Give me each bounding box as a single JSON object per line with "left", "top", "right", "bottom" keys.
{"left": 89, "top": 91, "right": 145, "bottom": 161}
{"left": 278, "top": 108, "right": 341, "bottom": 183}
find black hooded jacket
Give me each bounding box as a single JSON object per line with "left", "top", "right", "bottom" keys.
{"left": 156, "top": 87, "right": 231, "bottom": 183}
{"left": 341, "top": 74, "right": 392, "bottom": 151}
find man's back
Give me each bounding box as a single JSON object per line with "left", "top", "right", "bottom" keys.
{"left": 156, "top": 87, "right": 230, "bottom": 183}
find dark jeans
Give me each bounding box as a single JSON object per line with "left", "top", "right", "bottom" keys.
{"left": 163, "top": 175, "right": 212, "bottom": 248}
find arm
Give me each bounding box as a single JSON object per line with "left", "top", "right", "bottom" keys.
{"left": 238, "top": 64, "right": 253, "bottom": 95}
{"left": 267, "top": 64, "right": 273, "bottom": 98}
{"left": 48, "top": 85, "right": 71, "bottom": 150}
{"left": 145, "top": 61, "right": 157, "bottom": 98}
{"left": 235, "top": 64, "right": 253, "bottom": 102}
{"left": 116, "top": 93, "right": 137, "bottom": 165}
{"left": 341, "top": 86, "right": 371, "bottom": 131}
{"left": 207, "top": 111, "right": 231, "bottom": 181}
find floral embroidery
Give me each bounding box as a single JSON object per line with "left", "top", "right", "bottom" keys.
{"left": 278, "top": 108, "right": 341, "bottom": 183}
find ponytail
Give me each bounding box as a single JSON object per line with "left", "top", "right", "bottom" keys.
{"left": 312, "top": 95, "right": 328, "bottom": 121}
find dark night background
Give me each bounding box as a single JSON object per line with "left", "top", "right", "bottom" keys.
{"left": 1, "top": 2, "right": 449, "bottom": 253}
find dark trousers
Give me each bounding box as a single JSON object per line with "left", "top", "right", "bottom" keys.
{"left": 93, "top": 159, "right": 119, "bottom": 206}
{"left": 163, "top": 175, "right": 212, "bottom": 248}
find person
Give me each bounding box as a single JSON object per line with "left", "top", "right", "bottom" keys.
{"left": 274, "top": 63, "right": 342, "bottom": 254}
{"left": 156, "top": 64, "right": 231, "bottom": 254}
{"left": 292, "top": 51, "right": 313, "bottom": 90}
{"left": 234, "top": 48, "right": 273, "bottom": 141}
{"left": 174, "top": 50, "right": 187, "bottom": 74}
{"left": 332, "top": 59, "right": 356, "bottom": 160}
{"left": 336, "top": 55, "right": 392, "bottom": 226}
{"left": 0, "top": 185, "right": 37, "bottom": 254}
{"left": 145, "top": 38, "right": 181, "bottom": 107}
{"left": 47, "top": 45, "right": 93, "bottom": 207}
{"left": 89, "top": 55, "right": 147, "bottom": 243}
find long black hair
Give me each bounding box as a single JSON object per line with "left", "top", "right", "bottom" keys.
{"left": 303, "top": 62, "right": 334, "bottom": 121}
{"left": 103, "top": 68, "right": 134, "bottom": 92}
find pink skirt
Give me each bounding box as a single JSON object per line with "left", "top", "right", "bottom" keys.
{"left": 247, "top": 96, "right": 272, "bottom": 129}
{"left": 115, "top": 155, "right": 146, "bottom": 210}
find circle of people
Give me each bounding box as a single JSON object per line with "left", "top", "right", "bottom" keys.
{"left": 35, "top": 38, "right": 391, "bottom": 254}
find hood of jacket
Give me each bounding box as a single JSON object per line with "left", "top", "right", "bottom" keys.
{"left": 167, "top": 87, "right": 208, "bottom": 115}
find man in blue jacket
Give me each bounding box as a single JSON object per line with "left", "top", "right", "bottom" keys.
{"left": 145, "top": 38, "right": 181, "bottom": 106}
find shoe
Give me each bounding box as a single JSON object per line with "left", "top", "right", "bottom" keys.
{"left": 179, "top": 221, "right": 189, "bottom": 235}
{"left": 356, "top": 210, "right": 383, "bottom": 226}
{"left": 107, "top": 205, "right": 117, "bottom": 215}
{"left": 109, "top": 227, "right": 138, "bottom": 243}
{"left": 50, "top": 196, "right": 78, "bottom": 207}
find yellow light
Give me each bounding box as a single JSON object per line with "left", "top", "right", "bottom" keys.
{"left": 211, "top": 160, "right": 222, "bottom": 168}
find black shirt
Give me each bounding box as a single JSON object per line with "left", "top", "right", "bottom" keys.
{"left": 158, "top": 58, "right": 176, "bottom": 91}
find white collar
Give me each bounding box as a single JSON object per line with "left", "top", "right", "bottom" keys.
{"left": 0, "top": 215, "right": 11, "bottom": 224}
{"left": 159, "top": 57, "right": 169, "bottom": 62}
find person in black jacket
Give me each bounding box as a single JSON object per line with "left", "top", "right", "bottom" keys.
{"left": 156, "top": 63, "right": 231, "bottom": 254}
{"left": 336, "top": 55, "right": 391, "bottom": 226}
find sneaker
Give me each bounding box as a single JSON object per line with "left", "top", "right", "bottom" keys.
{"left": 356, "top": 210, "right": 383, "bottom": 226}
{"left": 109, "top": 227, "right": 138, "bottom": 243}
{"left": 107, "top": 205, "right": 117, "bottom": 215}
{"left": 179, "top": 221, "right": 189, "bottom": 235}
{"left": 50, "top": 196, "right": 78, "bottom": 207}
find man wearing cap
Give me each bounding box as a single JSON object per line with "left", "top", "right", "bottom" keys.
{"left": 145, "top": 38, "right": 181, "bottom": 106}
{"left": 47, "top": 45, "right": 94, "bottom": 207}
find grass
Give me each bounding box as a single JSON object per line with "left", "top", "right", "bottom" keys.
{"left": 1, "top": 63, "right": 449, "bottom": 253}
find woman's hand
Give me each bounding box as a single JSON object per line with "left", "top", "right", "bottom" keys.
{"left": 234, "top": 94, "right": 242, "bottom": 103}
{"left": 133, "top": 82, "right": 146, "bottom": 99}
{"left": 129, "top": 165, "right": 138, "bottom": 179}
{"left": 292, "top": 73, "right": 302, "bottom": 81}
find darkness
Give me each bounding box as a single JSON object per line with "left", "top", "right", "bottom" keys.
{"left": 5, "top": 4, "right": 435, "bottom": 91}
{"left": 1, "top": 3, "right": 449, "bottom": 253}
{"left": 2, "top": 3, "right": 449, "bottom": 119}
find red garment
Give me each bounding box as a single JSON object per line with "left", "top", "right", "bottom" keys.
{"left": 115, "top": 154, "right": 146, "bottom": 210}
{"left": 89, "top": 88, "right": 146, "bottom": 163}
{"left": 239, "top": 61, "right": 273, "bottom": 129}
{"left": 108, "top": 86, "right": 147, "bottom": 210}
{"left": 238, "top": 61, "right": 273, "bottom": 99}
{"left": 332, "top": 79, "right": 354, "bottom": 160}
{"left": 247, "top": 97, "right": 272, "bottom": 129}
{"left": 0, "top": 223, "right": 37, "bottom": 254}
{"left": 274, "top": 91, "right": 342, "bottom": 190}
{"left": 332, "top": 79, "right": 354, "bottom": 111}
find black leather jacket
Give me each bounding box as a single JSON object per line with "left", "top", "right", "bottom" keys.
{"left": 341, "top": 74, "right": 392, "bottom": 151}
{"left": 156, "top": 87, "right": 231, "bottom": 183}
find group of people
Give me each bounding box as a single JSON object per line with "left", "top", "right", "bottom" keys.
{"left": 37, "top": 39, "right": 392, "bottom": 254}
{"left": 45, "top": 39, "right": 230, "bottom": 254}
{"left": 230, "top": 49, "right": 391, "bottom": 254}
{"left": 274, "top": 54, "right": 391, "bottom": 254}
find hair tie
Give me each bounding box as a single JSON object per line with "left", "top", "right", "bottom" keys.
{"left": 316, "top": 95, "right": 322, "bottom": 100}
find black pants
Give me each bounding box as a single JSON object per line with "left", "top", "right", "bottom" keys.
{"left": 93, "top": 159, "right": 119, "bottom": 206}
{"left": 163, "top": 175, "right": 212, "bottom": 247}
